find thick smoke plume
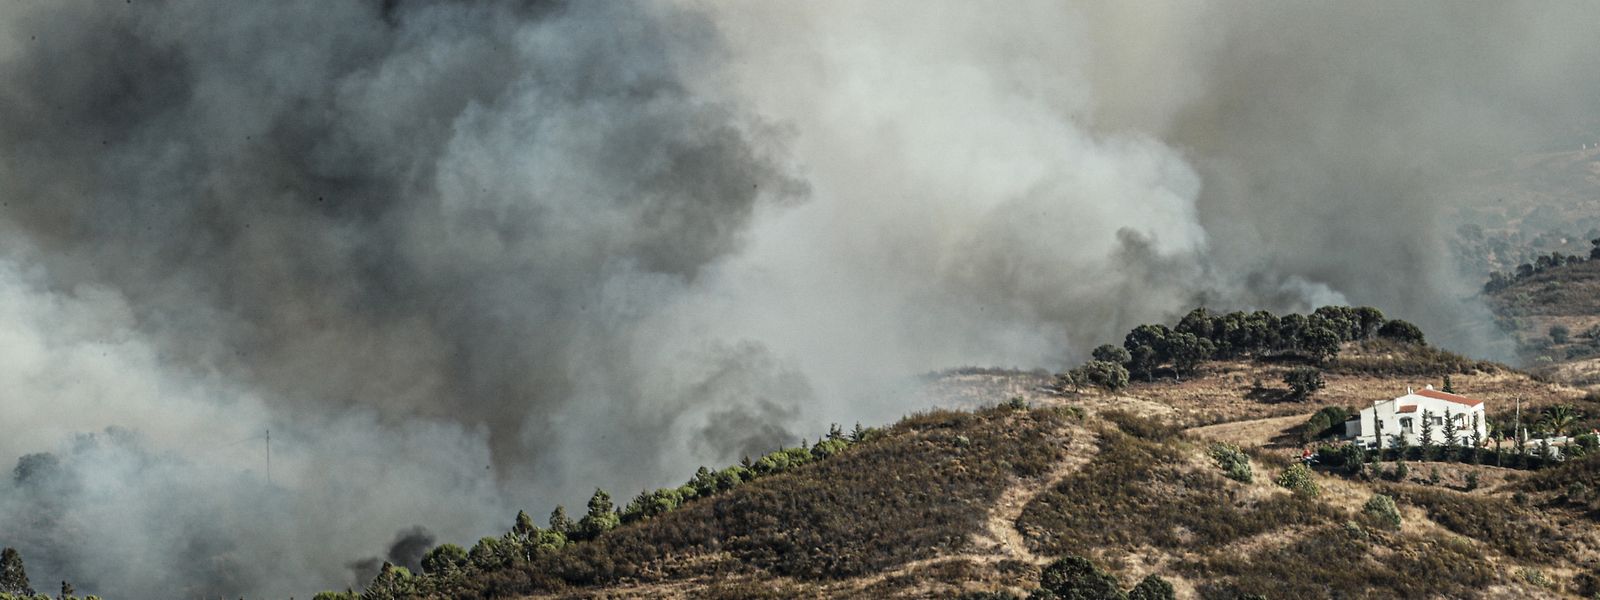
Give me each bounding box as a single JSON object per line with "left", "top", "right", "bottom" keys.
{"left": 1, "top": 1, "right": 1597, "bottom": 597}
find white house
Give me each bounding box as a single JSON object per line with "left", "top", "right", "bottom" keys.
{"left": 1345, "top": 385, "right": 1487, "bottom": 449}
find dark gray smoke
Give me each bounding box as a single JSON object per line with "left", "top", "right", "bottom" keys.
{"left": 347, "top": 526, "right": 434, "bottom": 584}
{"left": 2, "top": 1, "right": 1598, "bottom": 597}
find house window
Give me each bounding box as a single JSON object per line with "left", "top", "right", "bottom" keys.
{"left": 1399, "top": 418, "right": 1413, "bottom": 432}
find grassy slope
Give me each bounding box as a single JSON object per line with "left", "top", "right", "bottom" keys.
{"left": 1487, "top": 259, "right": 1600, "bottom": 385}
{"left": 431, "top": 346, "right": 1600, "bottom": 599}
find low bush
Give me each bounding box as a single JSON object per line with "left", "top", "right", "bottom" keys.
{"left": 1361, "top": 494, "right": 1401, "bottom": 531}
{"left": 1209, "top": 443, "right": 1253, "bottom": 483}
{"left": 1276, "top": 463, "right": 1320, "bottom": 498}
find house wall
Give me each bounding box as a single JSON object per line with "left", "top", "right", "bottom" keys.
{"left": 1349, "top": 393, "right": 1486, "bottom": 448}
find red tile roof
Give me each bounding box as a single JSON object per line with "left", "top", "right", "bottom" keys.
{"left": 1397, "top": 405, "right": 1418, "bottom": 413}
{"left": 1413, "top": 387, "right": 1484, "bottom": 408}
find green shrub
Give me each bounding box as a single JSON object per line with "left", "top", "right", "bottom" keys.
{"left": 1035, "top": 555, "right": 1126, "bottom": 600}
{"left": 1127, "top": 574, "right": 1175, "bottom": 600}
{"left": 1276, "top": 463, "right": 1320, "bottom": 498}
{"left": 1283, "top": 367, "right": 1326, "bottom": 402}
{"left": 1297, "top": 407, "right": 1350, "bottom": 443}
{"left": 1362, "top": 494, "right": 1402, "bottom": 530}
{"left": 1464, "top": 471, "right": 1480, "bottom": 491}
{"left": 1209, "top": 443, "right": 1253, "bottom": 483}
{"left": 1568, "top": 481, "right": 1589, "bottom": 503}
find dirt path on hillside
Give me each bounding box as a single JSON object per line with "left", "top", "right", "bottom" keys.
{"left": 1184, "top": 413, "right": 1311, "bottom": 448}
{"left": 971, "top": 429, "right": 1099, "bottom": 564}
{"left": 829, "top": 427, "right": 1100, "bottom": 596}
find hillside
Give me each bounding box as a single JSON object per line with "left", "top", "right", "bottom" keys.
{"left": 245, "top": 314, "right": 1600, "bottom": 600}
{"left": 1485, "top": 258, "right": 1600, "bottom": 384}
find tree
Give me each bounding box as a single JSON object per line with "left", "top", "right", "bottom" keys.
{"left": 1540, "top": 404, "right": 1581, "bottom": 437}
{"left": 1035, "top": 554, "right": 1126, "bottom": 600}
{"left": 1552, "top": 324, "right": 1571, "bottom": 345}
{"left": 1443, "top": 408, "right": 1459, "bottom": 461}
{"left": 514, "top": 510, "right": 537, "bottom": 539}
{"left": 579, "top": 488, "right": 620, "bottom": 539}
{"left": 1278, "top": 313, "right": 1309, "bottom": 350}
{"left": 468, "top": 536, "right": 511, "bottom": 570}
{"left": 1091, "top": 344, "right": 1131, "bottom": 365}
{"left": 1176, "top": 307, "right": 1215, "bottom": 340}
{"left": 364, "top": 563, "right": 414, "bottom": 599}
{"left": 548, "top": 505, "right": 575, "bottom": 535}
{"left": 0, "top": 548, "right": 31, "bottom": 596}
{"left": 1127, "top": 574, "right": 1175, "bottom": 600}
{"left": 1378, "top": 319, "right": 1425, "bottom": 345}
{"left": 1073, "top": 360, "right": 1129, "bottom": 392}
{"left": 1124, "top": 324, "right": 1171, "bottom": 381}
{"left": 1299, "top": 326, "right": 1342, "bottom": 361}
{"left": 1469, "top": 413, "right": 1483, "bottom": 465}
{"left": 1340, "top": 443, "right": 1367, "bottom": 477}
{"left": 1354, "top": 306, "right": 1386, "bottom": 339}
{"left": 1282, "top": 367, "right": 1325, "bottom": 401}
{"left": 1441, "top": 374, "right": 1455, "bottom": 393}
{"left": 1419, "top": 409, "right": 1436, "bottom": 461}
{"left": 421, "top": 544, "right": 468, "bottom": 574}
{"left": 1164, "top": 332, "right": 1214, "bottom": 379}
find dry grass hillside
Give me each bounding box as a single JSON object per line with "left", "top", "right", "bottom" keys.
{"left": 344, "top": 339, "right": 1600, "bottom": 600}
{"left": 335, "top": 340, "right": 1600, "bottom": 600}
{"left": 1486, "top": 259, "right": 1600, "bottom": 385}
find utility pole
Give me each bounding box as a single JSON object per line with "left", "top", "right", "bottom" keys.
{"left": 266, "top": 429, "right": 272, "bottom": 485}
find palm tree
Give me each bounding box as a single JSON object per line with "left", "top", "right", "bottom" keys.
{"left": 1540, "top": 404, "right": 1583, "bottom": 437}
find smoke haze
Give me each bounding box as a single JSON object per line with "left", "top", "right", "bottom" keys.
{"left": 1, "top": 1, "right": 1597, "bottom": 596}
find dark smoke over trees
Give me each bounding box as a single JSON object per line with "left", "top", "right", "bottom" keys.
{"left": 1, "top": 0, "right": 1598, "bottom": 597}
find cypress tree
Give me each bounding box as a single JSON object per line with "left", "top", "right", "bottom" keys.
{"left": 1419, "top": 409, "right": 1436, "bottom": 461}
{"left": 1444, "top": 408, "right": 1458, "bottom": 461}
{"left": 1469, "top": 413, "right": 1483, "bottom": 465}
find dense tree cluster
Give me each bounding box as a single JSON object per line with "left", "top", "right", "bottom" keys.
{"left": 1060, "top": 306, "right": 1423, "bottom": 388}
{"left": 318, "top": 422, "right": 881, "bottom": 598}
{"left": 1482, "top": 241, "right": 1597, "bottom": 293}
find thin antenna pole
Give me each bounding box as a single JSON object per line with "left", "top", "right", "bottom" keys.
{"left": 266, "top": 429, "right": 272, "bottom": 485}
{"left": 1514, "top": 396, "right": 1522, "bottom": 444}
